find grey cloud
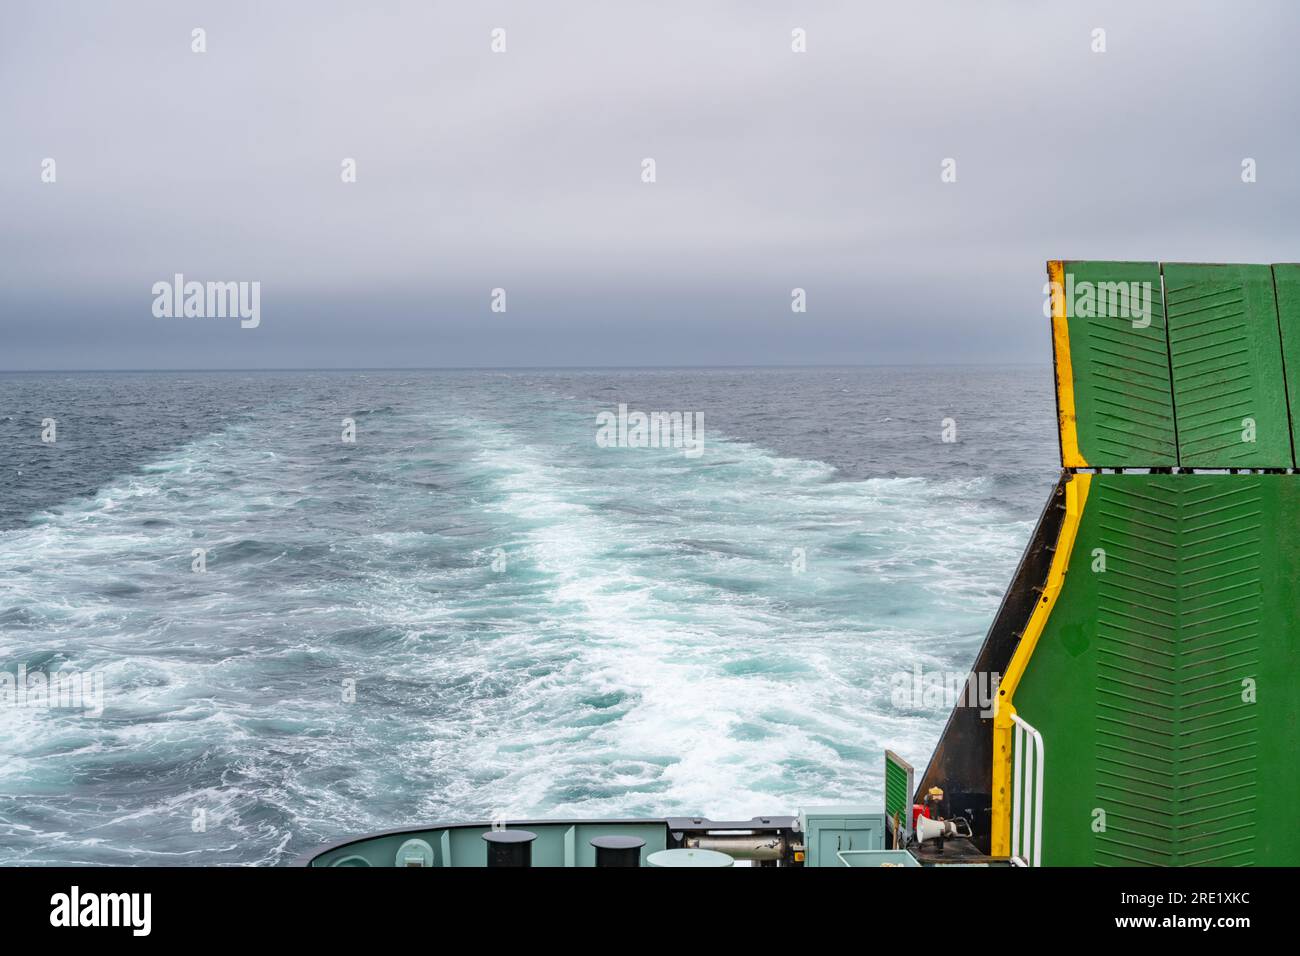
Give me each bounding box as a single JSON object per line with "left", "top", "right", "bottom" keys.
{"left": 2, "top": 0, "right": 1298, "bottom": 368}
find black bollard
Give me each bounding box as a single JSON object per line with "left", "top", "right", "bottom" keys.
{"left": 590, "top": 835, "right": 645, "bottom": 867}
{"left": 482, "top": 829, "right": 537, "bottom": 867}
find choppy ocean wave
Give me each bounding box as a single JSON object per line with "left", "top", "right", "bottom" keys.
{"left": 0, "top": 367, "right": 1056, "bottom": 864}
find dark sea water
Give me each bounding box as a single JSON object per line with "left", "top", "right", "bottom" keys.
{"left": 0, "top": 366, "right": 1058, "bottom": 865}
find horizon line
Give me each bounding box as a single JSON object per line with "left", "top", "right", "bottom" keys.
{"left": 0, "top": 361, "right": 1050, "bottom": 374}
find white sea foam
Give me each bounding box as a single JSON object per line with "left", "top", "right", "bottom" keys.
{"left": 0, "top": 394, "right": 1033, "bottom": 863}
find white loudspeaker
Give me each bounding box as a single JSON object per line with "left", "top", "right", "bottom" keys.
{"left": 916, "top": 815, "right": 972, "bottom": 843}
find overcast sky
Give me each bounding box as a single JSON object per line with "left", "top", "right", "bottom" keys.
{"left": 2, "top": 0, "right": 1298, "bottom": 369}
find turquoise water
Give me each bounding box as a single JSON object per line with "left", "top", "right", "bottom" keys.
{"left": 0, "top": 367, "right": 1056, "bottom": 864}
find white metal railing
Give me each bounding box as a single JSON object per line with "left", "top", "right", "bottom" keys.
{"left": 1010, "top": 712, "right": 1045, "bottom": 867}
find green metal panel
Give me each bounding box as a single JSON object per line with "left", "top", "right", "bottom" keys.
{"left": 1163, "top": 263, "right": 1292, "bottom": 467}
{"left": 884, "top": 750, "right": 913, "bottom": 826}
{"left": 1059, "top": 261, "right": 1177, "bottom": 467}
{"left": 1270, "top": 264, "right": 1300, "bottom": 460}
{"left": 1013, "top": 474, "right": 1300, "bottom": 865}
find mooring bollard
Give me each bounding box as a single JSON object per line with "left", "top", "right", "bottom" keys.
{"left": 482, "top": 829, "right": 537, "bottom": 867}
{"left": 590, "top": 835, "right": 646, "bottom": 867}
